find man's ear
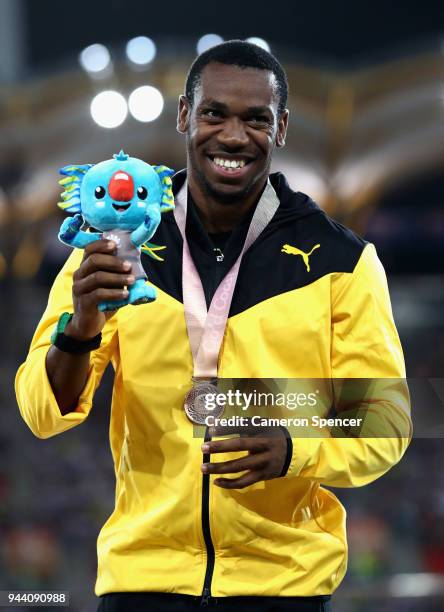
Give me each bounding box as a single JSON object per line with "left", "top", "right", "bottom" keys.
{"left": 276, "top": 109, "right": 289, "bottom": 148}
{"left": 177, "top": 95, "right": 191, "bottom": 133}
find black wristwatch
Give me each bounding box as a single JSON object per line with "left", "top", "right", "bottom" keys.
{"left": 50, "top": 312, "right": 102, "bottom": 354}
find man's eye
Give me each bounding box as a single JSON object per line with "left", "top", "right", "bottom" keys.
{"left": 249, "top": 116, "right": 270, "bottom": 124}
{"left": 202, "top": 109, "right": 222, "bottom": 118}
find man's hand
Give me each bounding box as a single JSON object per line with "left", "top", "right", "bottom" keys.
{"left": 65, "top": 239, "right": 135, "bottom": 341}
{"left": 201, "top": 424, "right": 289, "bottom": 489}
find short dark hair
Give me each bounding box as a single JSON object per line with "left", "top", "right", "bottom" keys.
{"left": 185, "top": 40, "right": 289, "bottom": 116}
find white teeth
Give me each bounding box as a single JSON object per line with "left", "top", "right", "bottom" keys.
{"left": 213, "top": 157, "right": 247, "bottom": 169}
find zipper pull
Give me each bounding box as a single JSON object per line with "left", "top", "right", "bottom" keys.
{"left": 213, "top": 248, "right": 224, "bottom": 262}
{"left": 200, "top": 587, "right": 211, "bottom": 606}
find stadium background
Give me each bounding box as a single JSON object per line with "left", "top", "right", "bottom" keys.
{"left": 1, "top": 0, "right": 444, "bottom": 610}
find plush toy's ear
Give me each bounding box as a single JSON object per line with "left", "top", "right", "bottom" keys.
{"left": 57, "top": 163, "right": 93, "bottom": 213}
{"left": 153, "top": 165, "right": 175, "bottom": 212}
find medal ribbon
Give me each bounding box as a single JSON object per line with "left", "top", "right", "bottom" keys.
{"left": 174, "top": 179, "right": 280, "bottom": 380}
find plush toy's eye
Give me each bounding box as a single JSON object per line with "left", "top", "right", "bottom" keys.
{"left": 137, "top": 186, "right": 148, "bottom": 200}
{"left": 95, "top": 186, "right": 106, "bottom": 199}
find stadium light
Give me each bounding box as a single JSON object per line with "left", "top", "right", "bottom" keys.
{"left": 246, "top": 37, "right": 270, "bottom": 52}
{"left": 126, "top": 36, "right": 156, "bottom": 65}
{"left": 90, "top": 91, "right": 128, "bottom": 128}
{"left": 197, "top": 34, "right": 223, "bottom": 55}
{"left": 79, "top": 43, "right": 111, "bottom": 73}
{"left": 128, "top": 86, "right": 164, "bottom": 123}
{"left": 390, "top": 573, "right": 444, "bottom": 598}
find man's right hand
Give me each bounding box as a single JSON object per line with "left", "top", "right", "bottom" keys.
{"left": 65, "top": 239, "right": 135, "bottom": 341}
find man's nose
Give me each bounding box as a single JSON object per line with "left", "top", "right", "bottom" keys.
{"left": 217, "top": 117, "right": 249, "bottom": 148}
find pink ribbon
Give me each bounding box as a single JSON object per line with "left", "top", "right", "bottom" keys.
{"left": 174, "top": 180, "right": 280, "bottom": 380}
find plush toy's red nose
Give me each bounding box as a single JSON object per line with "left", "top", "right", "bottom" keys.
{"left": 108, "top": 171, "right": 134, "bottom": 201}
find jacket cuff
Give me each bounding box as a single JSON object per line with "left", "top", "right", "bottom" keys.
{"left": 16, "top": 346, "right": 96, "bottom": 439}
{"left": 285, "top": 437, "right": 325, "bottom": 478}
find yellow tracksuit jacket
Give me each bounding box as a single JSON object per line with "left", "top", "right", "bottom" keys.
{"left": 15, "top": 171, "right": 411, "bottom": 598}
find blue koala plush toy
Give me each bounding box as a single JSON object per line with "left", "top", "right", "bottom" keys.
{"left": 57, "top": 150, "right": 174, "bottom": 311}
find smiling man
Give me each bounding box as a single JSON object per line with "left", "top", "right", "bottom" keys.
{"left": 16, "top": 41, "right": 411, "bottom": 612}
{"left": 182, "top": 56, "right": 287, "bottom": 217}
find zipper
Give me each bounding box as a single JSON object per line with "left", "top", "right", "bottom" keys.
{"left": 200, "top": 587, "right": 212, "bottom": 607}
{"left": 200, "top": 245, "right": 224, "bottom": 605}
{"left": 200, "top": 426, "right": 216, "bottom": 606}
{"left": 213, "top": 247, "right": 224, "bottom": 262}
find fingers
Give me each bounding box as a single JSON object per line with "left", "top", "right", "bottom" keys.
{"left": 214, "top": 472, "right": 262, "bottom": 490}
{"left": 73, "top": 271, "right": 135, "bottom": 296}
{"left": 80, "top": 287, "right": 130, "bottom": 308}
{"left": 200, "top": 430, "right": 289, "bottom": 489}
{"left": 202, "top": 437, "right": 269, "bottom": 454}
{"left": 73, "top": 245, "right": 134, "bottom": 306}
{"left": 81, "top": 238, "right": 122, "bottom": 266}
{"left": 73, "top": 240, "right": 132, "bottom": 309}
{"left": 76, "top": 245, "right": 132, "bottom": 283}
{"left": 73, "top": 240, "right": 134, "bottom": 295}
{"left": 84, "top": 238, "right": 116, "bottom": 257}
{"left": 202, "top": 452, "right": 267, "bottom": 475}
{"left": 81, "top": 240, "right": 109, "bottom": 268}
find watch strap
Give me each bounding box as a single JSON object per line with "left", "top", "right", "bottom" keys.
{"left": 51, "top": 312, "right": 102, "bottom": 354}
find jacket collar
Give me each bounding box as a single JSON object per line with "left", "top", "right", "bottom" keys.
{"left": 167, "top": 169, "right": 321, "bottom": 226}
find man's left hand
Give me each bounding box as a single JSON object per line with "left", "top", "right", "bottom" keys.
{"left": 200, "top": 424, "right": 288, "bottom": 489}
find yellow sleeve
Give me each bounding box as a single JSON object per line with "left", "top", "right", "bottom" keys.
{"left": 14, "top": 249, "right": 118, "bottom": 439}
{"left": 286, "top": 243, "right": 412, "bottom": 487}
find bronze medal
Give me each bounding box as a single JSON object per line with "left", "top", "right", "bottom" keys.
{"left": 184, "top": 379, "right": 223, "bottom": 425}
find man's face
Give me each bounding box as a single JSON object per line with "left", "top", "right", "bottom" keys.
{"left": 177, "top": 62, "right": 288, "bottom": 204}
